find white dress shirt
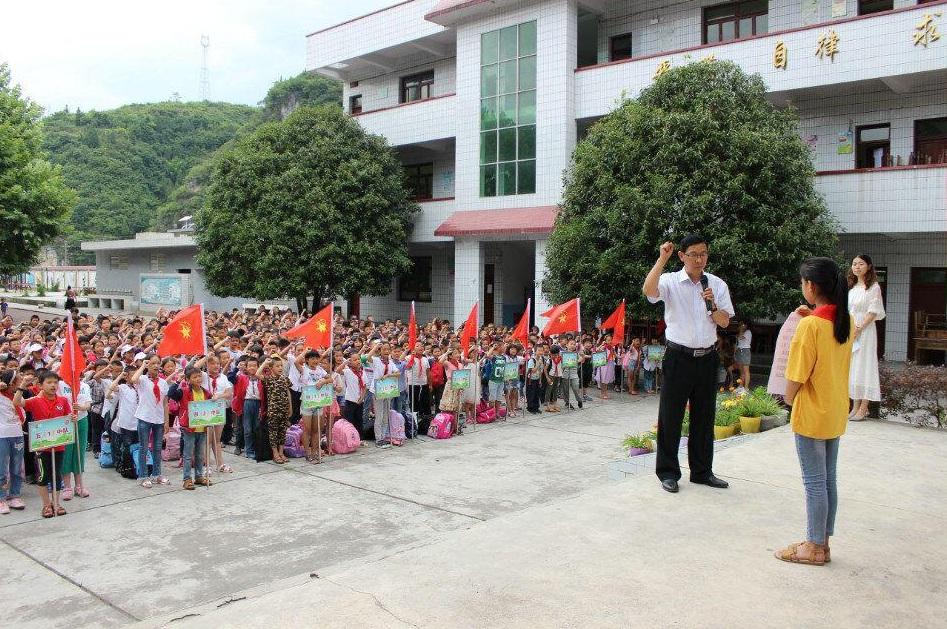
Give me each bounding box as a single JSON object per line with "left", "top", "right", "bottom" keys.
{"left": 647, "top": 269, "right": 735, "bottom": 349}
{"left": 134, "top": 375, "right": 168, "bottom": 425}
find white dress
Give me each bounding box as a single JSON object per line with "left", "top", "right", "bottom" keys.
{"left": 848, "top": 283, "right": 886, "bottom": 401}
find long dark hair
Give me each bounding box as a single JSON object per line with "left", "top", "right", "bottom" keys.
{"left": 846, "top": 253, "right": 877, "bottom": 289}
{"left": 800, "top": 257, "right": 850, "bottom": 344}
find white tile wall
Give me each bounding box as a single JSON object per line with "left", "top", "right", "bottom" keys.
{"left": 343, "top": 57, "right": 457, "bottom": 113}
{"left": 453, "top": 238, "right": 483, "bottom": 327}
{"left": 357, "top": 243, "right": 455, "bottom": 323}
{"left": 839, "top": 232, "right": 947, "bottom": 361}
{"left": 353, "top": 92, "right": 458, "bottom": 146}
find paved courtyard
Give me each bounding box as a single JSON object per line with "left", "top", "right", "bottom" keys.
{"left": 2, "top": 395, "right": 945, "bottom": 628}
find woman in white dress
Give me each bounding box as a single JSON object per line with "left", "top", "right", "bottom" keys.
{"left": 848, "top": 254, "right": 886, "bottom": 421}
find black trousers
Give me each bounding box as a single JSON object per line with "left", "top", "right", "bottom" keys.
{"left": 656, "top": 347, "right": 719, "bottom": 482}
{"left": 431, "top": 385, "right": 444, "bottom": 415}
{"left": 290, "top": 389, "right": 301, "bottom": 425}
{"left": 525, "top": 379, "right": 542, "bottom": 411}
{"left": 89, "top": 411, "right": 104, "bottom": 453}
{"left": 409, "top": 385, "right": 430, "bottom": 416}
{"left": 221, "top": 408, "right": 235, "bottom": 445}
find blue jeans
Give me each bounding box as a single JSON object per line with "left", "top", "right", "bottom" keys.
{"left": 794, "top": 433, "right": 840, "bottom": 545}
{"left": 137, "top": 420, "right": 164, "bottom": 479}
{"left": 643, "top": 369, "right": 655, "bottom": 392}
{"left": 242, "top": 399, "right": 261, "bottom": 458}
{"left": 0, "top": 436, "right": 25, "bottom": 499}
{"left": 182, "top": 431, "right": 206, "bottom": 481}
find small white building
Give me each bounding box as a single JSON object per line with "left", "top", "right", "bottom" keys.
{"left": 307, "top": 0, "right": 947, "bottom": 361}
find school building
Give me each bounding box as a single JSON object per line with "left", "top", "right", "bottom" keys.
{"left": 306, "top": 0, "right": 947, "bottom": 361}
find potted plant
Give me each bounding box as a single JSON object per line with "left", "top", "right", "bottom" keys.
{"left": 748, "top": 387, "right": 789, "bottom": 431}
{"left": 735, "top": 393, "right": 770, "bottom": 434}
{"left": 622, "top": 433, "right": 654, "bottom": 456}
{"left": 714, "top": 407, "right": 739, "bottom": 439}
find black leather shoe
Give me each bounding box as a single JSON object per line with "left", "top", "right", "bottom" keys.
{"left": 691, "top": 475, "right": 729, "bottom": 489}
{"left": 661, "top": 479, "right": 679, "bottom": 493}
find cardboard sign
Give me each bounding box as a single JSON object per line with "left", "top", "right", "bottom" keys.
{"left": 302, "top": 383, "right": 334, "bottom": 408}
{"left": 451, "top": 368, "right": 471, "bottom": 390}
{"left": 375, "top": 375, "right": 400, "bottom": 400}
{"left": 562, "top": 352, "right": 578, "bottom": 369}
{"left": 29, "top": 416, "right": 75, "bottom": 452}
{"left": 188, "top": 399, "right": 227, "bottom": 428}
{"left": 592, "top": 351, "right": 608, "bottom": 368}
{"left": 503, "top": 361, "right": 520, "bottom": 381}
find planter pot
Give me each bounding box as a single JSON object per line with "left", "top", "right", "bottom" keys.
{"left": 739, "top": 416, "right": 762, "bottom": 434}
{"left": 628, "top": 447, "right": 651, "bottom": 457}
{"left": 760, "top": 413, "right": 789, "bottom": 431}
{"left": 714, "top": 424, "right": 736, "bottom": 440}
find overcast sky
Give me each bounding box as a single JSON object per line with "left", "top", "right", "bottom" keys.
{"left": 0, "top": 0, "right": 394, "bottom": 114}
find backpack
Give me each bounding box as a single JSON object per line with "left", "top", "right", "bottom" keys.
{"left": 254, "top": 418, "right": 272, "bottom": 462}
{"left": 429, "top": 361, "right": 446, "bottom": 388}
{"left": 129, "top": 443, "right": 154, "bottom": 478}
{"left": 387, "top": 410, "right": 406, "bottom": 446}
{"left": 402, "top": 410, "right": 418, "bottom": 439}
{"left": 161, "top": 426, "right": 181, "bottom": 462}
{"left": 428, "top": 413, "right": 453, "bottom": 439}
{"left": 331, "top": 419, "right": 361, "bottom": 454}
{"left": 477, "top": 408, "right": 497, "bottom": 424}
{"left": 285, "top": 424, "right": 303, "bottom": 448}
{"left": 98, "top": 434, "right": 114, "bottom": 468}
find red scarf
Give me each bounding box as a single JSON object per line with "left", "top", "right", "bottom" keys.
{"left": 152, "top": 376, "right": 160, "bottom": 403}
{"left": 811, "top": 305, "right": 837, "bottom": 321}
{"left": 352, "top": 365, "right": 365, "bottom": 391}
{"left": 551, "top": 355, "right": 562, "bottom": 366}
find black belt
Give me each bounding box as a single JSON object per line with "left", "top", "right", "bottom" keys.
{"left": 666, "top": 340, "right": 716, "bottom": 357}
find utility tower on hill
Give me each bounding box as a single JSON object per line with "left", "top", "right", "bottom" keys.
{"left": 200, "top": 35, "right": 210, "bottom": 101}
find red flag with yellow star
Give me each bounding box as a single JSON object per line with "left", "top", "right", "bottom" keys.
{"left": 459, "top": 301, "right": 478, "bottom": 357}
{"left": 600, "top": 300, "right": 626, "bottom": 346}
{"left": 157, "top": 304, "right": 207, "bottom": 357}
{"left": 541, "top": 298, "right": 580, "bottom": 337}
{"left": 284, "top": 302, "right": 333, "bottom": 349}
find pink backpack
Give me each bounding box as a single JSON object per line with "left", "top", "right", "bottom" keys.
{"left": 161, "top": 426, "right": 181, "bottom": 461}
{"left": 331, "top": 419, "right": 361, "bottom": 454}
{"left": 477, "top": 408, "right": 496, "bottom": 424}
{"left": 284, "top": 424, "right": 305, "bottom": 457}
{"left": 387, "top": 410, "right": 406, "bottom": 446}
{"left": 428, "top": 412, "right": 453, "bottom": 439}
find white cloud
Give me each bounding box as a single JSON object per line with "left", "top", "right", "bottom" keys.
{"left": 0, "top": 0, "right": 394, "bottom": 112}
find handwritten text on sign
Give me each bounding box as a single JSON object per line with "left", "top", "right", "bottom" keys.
{"left": 189, "top": 399, "right": 227, "bottom": 428}
{"left": 29, "top": 416, "right": 76, "bottom": 452}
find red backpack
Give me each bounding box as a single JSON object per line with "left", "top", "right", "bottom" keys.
{"left": 429, "top": 361, "right": 446, "bottom": 388}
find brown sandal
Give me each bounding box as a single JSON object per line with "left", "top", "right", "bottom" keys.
{"left": 55, "top": 506, "right": 67, "bottom": 516}
{"left": 42, "top": 505, "right": 55, "bottom": 518}
{"left": 774, "top": 541, "right": 826, "bottom": 566}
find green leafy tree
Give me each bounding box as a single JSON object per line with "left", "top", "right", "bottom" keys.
{"left": 262, "top": 71, "right": 342, "bottom": 120}
{"left": 0, "top": 63, "right": 75, "bottom": 275}
{"left": 196, "top": 105, "right": 417, "bottom": 311}
{"left": 544, "top": 60, "right": 838, "bottom": 322}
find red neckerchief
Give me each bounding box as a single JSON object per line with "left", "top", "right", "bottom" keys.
{"left": 210, "top": 376, "right": 218, "bottom": 395}
{"left": 1, "top": 390, "right": 24, "bottom": 421}
{"left": 352, "top": 365, "right": 365, "bottom": 390}
{"left": 551, "top": 355, "right": 562, "bottom": 366}
{"left": 811, "top": 305, "right": 837, "bottom": 322}
{"left": 151, "top": 376, "right": 161, "bottom": 402}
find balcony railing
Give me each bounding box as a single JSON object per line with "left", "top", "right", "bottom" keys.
{"left": 353, "top": 93, "right": 457, "bottom": 146}
{"left": 815, "top": 164, "right": 946, "bottom": 234}
{"left": 575, "top": 1, "right": 947, "bottom": 119}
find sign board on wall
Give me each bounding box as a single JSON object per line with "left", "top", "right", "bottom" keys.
{"left": 139, "top": 274, "right": 191, "bottom": 312}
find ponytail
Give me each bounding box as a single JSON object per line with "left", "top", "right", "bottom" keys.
{"left": 799, "top": 257, "right": 851, "bottom": 345}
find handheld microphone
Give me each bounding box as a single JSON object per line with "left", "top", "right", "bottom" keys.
{"left": 700, "top": 274, "right": 713, "bottom": 312}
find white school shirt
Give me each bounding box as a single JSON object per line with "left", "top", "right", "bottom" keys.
{"left": 341, "top": 367, "right": 363, "bottom": 403}
{"left": 287, "top": 354, "right": 303, "bottom": 392}
{"left": 298, "top": 364, "right": 327, "bottom": 388}
{"left": 245, "top": 377, "right": 262, "bottom": 400}
{"left": 99, "top": 377, "right": 116, "bottom": 417}
{"left": 0, "top": 395, "right": 23, "bottom": 439}
{"left": 202, "top": 372, "right": 233, "bottom": 398}
{"left": 114, "top": 384, "right": 139, "bottom": 431}
{"left": 405, "top": 356, "right": 430, "bottom": 386}
{"left": 647, "top": 269, "right": 735, "bottom": 349}
{"left": 58, "top": 380, "right": 92, "bottom": 420}
{"left": 133, "top": 374, "right": 168, "bottom": 425}
{"left": 370, "top": 357, "right": 399, "bottom": 394}
{"left": 737, "top": 330, "right": 752, "bottom": 350}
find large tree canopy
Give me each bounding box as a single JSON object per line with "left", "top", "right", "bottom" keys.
{"left": 544, "top": 60, "right": 838, "bottom": 322}
{"left": 0, "top": 63, "right": 75, "bottom": 275}
{"left": 196, "top": 105, "right": 417, "bottom": 310}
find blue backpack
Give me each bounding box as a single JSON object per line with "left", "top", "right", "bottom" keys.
{"left": 98, "top": 434, "right": 114, "bottom": 468}
{"left": 129, "top": 443, "right": 155, "bottom": 478}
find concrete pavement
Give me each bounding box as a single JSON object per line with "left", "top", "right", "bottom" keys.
{"left": 3, "top": 394, "right": 944, "bottom": 628}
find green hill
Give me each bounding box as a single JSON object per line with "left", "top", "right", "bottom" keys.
{"left": 42, "top": 72, "right": 341, "bottom": 263}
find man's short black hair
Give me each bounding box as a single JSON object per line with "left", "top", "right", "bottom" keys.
{"left": 680, "top": 234, "right": 708, "bottom": 252}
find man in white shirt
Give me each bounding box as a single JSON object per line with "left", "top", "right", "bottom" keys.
{"left": 643, "top": 235, "right": 734, "bottom": 494}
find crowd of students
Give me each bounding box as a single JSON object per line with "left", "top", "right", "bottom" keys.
{"left": 0, "top": 304, "right": 758, "bottom": 518}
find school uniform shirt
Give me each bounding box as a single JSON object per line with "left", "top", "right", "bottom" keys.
{"left": 405, "top": 356, "right": 429, "bottom": 387}
{"left": 548, "top": 356, "right": 563, "bottom": 378}
{"left": 737, "top": 330, "right": 752, "bottom": 350}
{"left": 133, "top": 374, "right": 168, "bottom": 425}
{"left": 202, "top": 372, "right": 233, "bottom": 399}
{"left": 114, "top": 384, "right": 139, "bottom": 431}
{"left": 286, "top": 354, "right": 303, "bottom": 392}
{"left": 24, "top": 395, "right": 72, "bottom": 452}
{"left": 58, "top": 381, "right": 92, "bottom": 420}
{"left": 370, "top": 357, "right": 399, "bottom": 395}
{"left": 647, "top": 268, "right": 735, "bottom": 349}
{"left": 0, "top": 393, "right": 25, "bottom": 438}
{"left": 785, "top": 306, "right": 854, "bottom": 440}
{"left": 526, "top": 356, "right": 546, "bottom": 381}
{"left": 297, "top": 365, "right": 328, "bottom": 388}
{"left": 245, "top": 377, "right": 262, "bottom": 400}
{"left": 341, "top": 367, "right": 364, "bottom": 403}
{"left": 99, "top": 378, "right": 116, "bottom": 418}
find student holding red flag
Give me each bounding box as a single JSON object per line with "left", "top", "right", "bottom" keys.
{"left": 511, "top": 299, "right": 531, "bottom": 348}
{"left": 459, "top": 302, "right": 478, "bottom": 357}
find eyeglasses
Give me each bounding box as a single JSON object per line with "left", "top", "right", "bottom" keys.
{"left": 683, "top": 252, "right": 709, "bottom": 260}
